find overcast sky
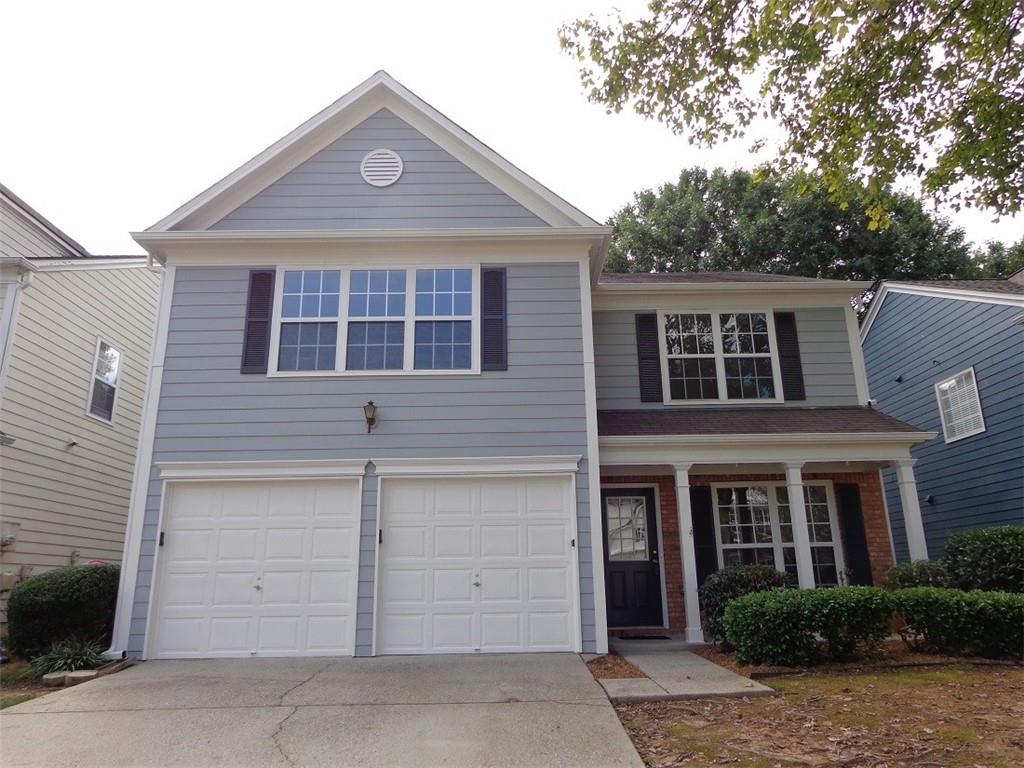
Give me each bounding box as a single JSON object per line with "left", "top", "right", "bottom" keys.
{"left": 3, "top": 0, "right": 1020, "bottom": 255}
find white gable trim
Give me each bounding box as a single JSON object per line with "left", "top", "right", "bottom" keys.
{"left": 148, "top": 71, "right": 600, "bottom": 232}
{"left": 860, "top": 282, "right": 1024, "bottom": 342}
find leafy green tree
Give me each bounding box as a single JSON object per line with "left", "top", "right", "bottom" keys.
{"left": 974, "top": 238, "right": 1024, "bottom": 277}
{"left": 560, "top": 1, "right": 1024, "bottom": 226}
{"left": 605, "top": 168, "right": 976, "bottom": 285}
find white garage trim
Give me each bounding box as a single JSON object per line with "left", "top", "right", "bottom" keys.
{"left": 145, "top": 472, "right": 363, "bottom": 659}
{"left": 371, "top": 466, "right": 582, "bottom": 656}
{"left": 159, "top": 459, "right": 368, "bottom": 481}
{"left": 371, "top": 455, "right": 582, "bottom": 477}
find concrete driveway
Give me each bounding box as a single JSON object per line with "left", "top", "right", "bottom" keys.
{"left": 0, "top": 654, "right": 642, "bottom": 768}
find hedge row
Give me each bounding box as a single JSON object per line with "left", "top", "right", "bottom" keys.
{"left": 885, "top": 526, "right": 1023, "bottom": 593}
{"left": 698, "top": 565, "right": 793, "bottom": 645}
{"left": 723, "top": 585, "right": 1024, "bottom": 666}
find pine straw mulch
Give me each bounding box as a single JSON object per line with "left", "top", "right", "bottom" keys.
{"left": 692, "top": 639, "right": 1017, "bottom": 678}
{"left": 0, "top": 660, "right": 50, "bottom": 708}
{"left": 586, "top": 652, "right": 648, "bottom": 679}
{"left": 616, "top": 665, "right": 1024, "bottom": 768}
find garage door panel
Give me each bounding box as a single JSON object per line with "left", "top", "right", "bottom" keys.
{"left": 151, "top": 478, "right": 360, "bottom": 659}
{"left": 378, "top": 475, "right": 577, "bottom": 654}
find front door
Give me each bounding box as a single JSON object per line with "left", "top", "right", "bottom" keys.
{"left": 601, "top": 488, "right": 663, "bottom": 628}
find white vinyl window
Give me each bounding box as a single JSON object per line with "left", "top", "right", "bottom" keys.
{"left": 934, "top": 367, "right": 986, "bottom": 443}
{"left": 712, "top": 483, "right": 846, "bottom": 587}
{"left": 269, "top": 266, "right": 480, "bottom": 376}
{"left": 659, "top": 311, "right": 782, "bottom": 403}
{"left": 87, "top": 339, "right": 122, "bottom": 422}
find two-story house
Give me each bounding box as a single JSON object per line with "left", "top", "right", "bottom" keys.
{"left": 105, "top": 72, "right": 932, "bottom": 660}
{"left": 860, "top": 275, "right": 1024, "bottom": 560}
{"left": 0, "top": 182, "right": 160, "bottom": 622}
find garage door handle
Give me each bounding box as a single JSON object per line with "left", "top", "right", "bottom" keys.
{"left": 254, "top": 584, "right": 262, "bottom": 591}
{"left": 473, "top": 581, "right": 481, "bottom": 587}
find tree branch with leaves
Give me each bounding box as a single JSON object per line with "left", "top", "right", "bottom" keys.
{"left": 560, "top": 0, "right": 1024, "bottom": 227}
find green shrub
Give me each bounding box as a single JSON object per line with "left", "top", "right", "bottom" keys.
{"left": 6, "top": 564, "right": 120, "bottom": 659}
{"left": 29, "top": 639, "right": 106, "bottom": 676}
{"left": 894, "top": 587, "right": 1024, "bottom": 659}
{"left": 723, "top": 589, "right": 819, "bottom": 666}
{"left": 943, "top": 527, "right": 1024, "bottom": 593}
{"left": 812, "top": 587, "right": 893, "bottom": 660}
{"left": 699, "top": 565, "right": 794, "bottom": 645}
{"left": 885, "top": 560, "right": 949, "bottom": 590}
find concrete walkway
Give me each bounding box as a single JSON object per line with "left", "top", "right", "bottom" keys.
{"left": 0, "top": 654, "right": 643, "bottom": 768}
{"left": 598, "top": 638, "right": 773, "bottom": 702}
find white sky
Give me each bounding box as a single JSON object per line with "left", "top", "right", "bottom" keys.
{"left": 2, "top": 0, "right": 1020, "bottom": 255}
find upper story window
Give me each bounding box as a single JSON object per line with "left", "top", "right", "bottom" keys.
{"left": 87, "top": 339, "right": 122, "bottom": 422}
{"left": 269, "top": 266, "right": 479, "bottom": 376}
{"left": 934, "top": 367, "right": 985, "bottom": 443}
{"left": 660, "top": 311, "right": 781, "bottom": 403}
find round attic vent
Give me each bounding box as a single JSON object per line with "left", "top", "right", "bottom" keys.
{"left": 360, "top": 149, "right": 404, "bottom": 187}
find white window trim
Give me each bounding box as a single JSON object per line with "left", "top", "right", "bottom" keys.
{"left": 934, "top": 366, "right": 986, "bottom": 444}
{"left": 267, "top": 264, "right": 481, "bottom": 377}
{"left": 85, "top": 336, "right": 124, "bottom": 424}
{"left": 657, "top": 309, "right": 784, "bottom": 405}
{"left": 709, "top": 481, "right": 847, "bottom": 585}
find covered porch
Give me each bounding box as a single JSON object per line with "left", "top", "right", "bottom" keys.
{"left": 596, "top": 407, "right": 936, "bottom": 643}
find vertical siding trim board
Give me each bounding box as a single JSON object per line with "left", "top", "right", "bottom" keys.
{"left": 579, "top": 259, "right": 609, "bottom": 653}
{"left": 634, "top": 313, "right": 664, "bottom": 403}
{"left": 480, "top": 267, "right": 507, "bottom": 371}
{"left": 240, "top": 270, "right": 275, "bottom": 374}
{"left": 0, "top": 280, "right": 26, "bottom": 409}
{"left": 106, "top": 265, "right": 176, "bottom": 659}
{"left": 773, "top": 312, "right": 806, "bottom": 401}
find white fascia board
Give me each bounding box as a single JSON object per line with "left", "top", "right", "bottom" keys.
{"left": 592, "top": 284, "right": 865, "bottom": 311}
{"left": 158, "top": 459, "right": 369, "bottom": 481}
{"left": 599, "top": 432, "right": 937, "bottom": 466}
{"left": 31, "top": 257, "right": 151, "bottom": 272}
{"left": 0, "top": 256, "right": 37, "bottom": 275}
{"left": 147, "top": 71, "right": 601, "bottom": 233}
{"left": 371, "top": 455, "right": 583, "bottom": 477}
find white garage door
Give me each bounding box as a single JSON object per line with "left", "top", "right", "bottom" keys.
{"left": 149, "top": 479, "right": 361, "bottom": 659}
{"left": 377, "top": 475, "right": 578, "bottom": 654}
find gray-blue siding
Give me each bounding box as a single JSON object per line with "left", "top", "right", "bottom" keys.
{"left": 128, "top": 262, "right": 594, "bottom": 656}
{"left": 594, "top": 307, "right": 861, "bottom": 408}
{"left": 209, "top": 109, "right": 547, "bottom": 230}
{"left": 863, "top": 291, "right": 1024, "bottom": 560}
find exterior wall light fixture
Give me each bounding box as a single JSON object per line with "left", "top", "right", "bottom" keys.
{"left": 364, "top": 401, "right": 377, "bottom": 433}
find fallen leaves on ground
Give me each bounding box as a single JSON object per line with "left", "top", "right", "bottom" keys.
{"left": 616, "top": 666, "right": 1024, "bottom": 767}
{"left": 587, "top": 653, "right": 647, "bottom": 679}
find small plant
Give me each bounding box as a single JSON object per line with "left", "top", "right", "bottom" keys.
{"left": 6, "top": 563, "right": 119, "bottom": 659}
{"left": 894, "top": 587, "right": 1024, "bottom": 660}
{"left": 699, "top": 565, "right": 794, "bottom": 645}
{"left": 723, "top": 588, "right": 820, "bottom": 666}
{"left": 29, "top": 639, "right": 106, "bottom": 676}
{"left": 942, "top": 527, "right": 1024, "bottom": 593}
{"left": 885, "top": 560, "right": 949, "bottom": 590}
{"left": 812, "top": 587, "right": 893, "bottom": 660}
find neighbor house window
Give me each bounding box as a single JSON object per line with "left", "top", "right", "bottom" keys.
{"left": 934, "top": 367, "right": 985, "bottom": 443}
{"left": 88, "top": 339, "right": 122, "bottom": 422}
{"left": 714, "top": 483, "right": 844, "bottom": 586}
{"left": 271, "top": 266, "right": 478, "bottom": 375}
{"left": 661, "top": 311, "right": 779, "bottom": 402}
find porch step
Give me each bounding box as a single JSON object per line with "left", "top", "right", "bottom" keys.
{"left": 609, "top": 637, "right": 705, "bottom": 655}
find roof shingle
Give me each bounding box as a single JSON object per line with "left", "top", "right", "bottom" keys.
{"left": 597, "top": 406, "right": 924, "bottom": 436}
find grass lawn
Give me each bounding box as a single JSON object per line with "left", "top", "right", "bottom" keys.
{"left": 616, "top": 666, "right": 1023, "bottom": 767}
{"left": 0, "top": 660, "right": 49, "bottom": 709}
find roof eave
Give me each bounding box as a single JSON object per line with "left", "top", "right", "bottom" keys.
{"left": 599, "top": 431, "right": 936, "bottom": 446}
{"left": 595, "top": 280, "right": 872, "bottom": 293}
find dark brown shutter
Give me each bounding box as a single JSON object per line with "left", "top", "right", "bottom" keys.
{"left": 240, "top": 270, "right": 275, "bottom": 374}
{"left": 773, "top": 311, "right": 806, "bottom": 400}
{"left": 836, "top": 483, "right": 874, "bottom": 586}
{"left": 690, "top": 486, "right": 719, "bottom": 587}
{"left": 480, "top": 267, "right": 507, "bottom": 371}
{"left": 635, "top": 313, "right": 664, "bottom": 402}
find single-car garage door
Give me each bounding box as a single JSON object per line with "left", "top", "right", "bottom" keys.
{"left": 149, "top": 479, "right": 361, "bottom": 659}
{"left": 377, "top": 475, "right": 578, "bottom": 654}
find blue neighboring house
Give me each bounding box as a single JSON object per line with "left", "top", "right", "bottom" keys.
{"left": 860, "top": 272, "right": 1024, "bottom": 561}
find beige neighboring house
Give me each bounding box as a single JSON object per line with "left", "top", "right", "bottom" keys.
{"left": 0, "top": 182, "right": 160, "bottom": 622}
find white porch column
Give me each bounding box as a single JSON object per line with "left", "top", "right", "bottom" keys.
{"left": 673, "top": 463, "right": 705, "bottom": 643}
{"left": 784, "top": 462, "right": 816, "bottom": 589}
{"left": 894, "top": 458, "right": 929, "bottom": 561}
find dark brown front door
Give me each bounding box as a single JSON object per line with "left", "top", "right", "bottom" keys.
{"left": 602, "top": 488, "right": 664, "bottom": 628}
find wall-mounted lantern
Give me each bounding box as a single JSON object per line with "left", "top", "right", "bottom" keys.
{"left": 363, "top": 401, "right": 377, "bottom": 434}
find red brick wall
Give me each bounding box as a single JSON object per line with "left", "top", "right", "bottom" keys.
{"left": 599, "top": 470, "right": 895, "bottom": 637}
